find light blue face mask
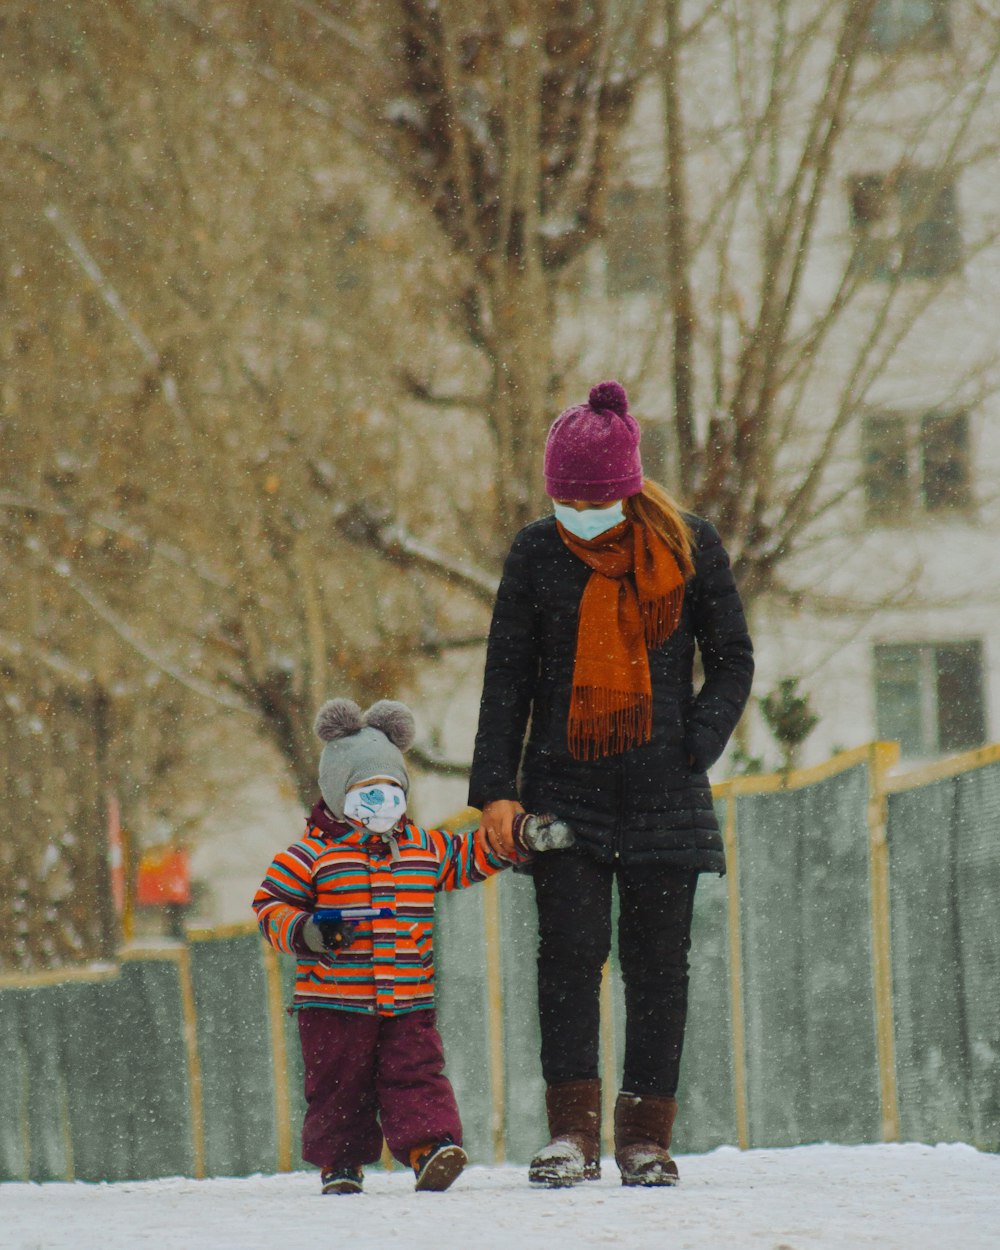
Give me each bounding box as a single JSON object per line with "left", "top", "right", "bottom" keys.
{"left": 553, "top": 500, "right": 626, "bottom": 541}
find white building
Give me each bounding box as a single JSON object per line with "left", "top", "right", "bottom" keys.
{"left": 574, "top": 0, "right": 1000, "bottom": 774}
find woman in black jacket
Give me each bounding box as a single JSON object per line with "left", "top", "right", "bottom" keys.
{"left": 470, "top": 381, "right": 753, "bottom": 1188}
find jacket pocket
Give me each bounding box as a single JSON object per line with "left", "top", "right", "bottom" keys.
{"left": 406, "top": 922, "right": 433, "bottom": 969}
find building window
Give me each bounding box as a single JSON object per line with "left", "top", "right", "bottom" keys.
{"left": 862, "top": 410, "right": 972, "bottom": 520}
{"left": 865, "top": 0, "right": 951, "bottom": 53}
{"left": 849, "top": 168, "right": 960, "bottom": 280}
{"left": 605, "top": 184, "right": 665, "bottom": 296}
{"left": 874, "top": 642, "right": 987, "bottom": 758}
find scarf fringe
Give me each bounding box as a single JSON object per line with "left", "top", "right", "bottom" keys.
{"left": 560, "top": 520, "right": 685, "bottom": 760}
{"left": 568, "top": 688, "right": 653, "bottom": 761}
{"left": 640, "top": 585, "right": 685, "bottom": 649}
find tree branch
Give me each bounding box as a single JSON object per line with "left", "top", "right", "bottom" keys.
{"left": 0, "top": 630, "right": 95, "bottom": 687}
{"left": 408, "top": 742, "right": 471, "bottom": 779}
{"left": 398, "top": 369, "right": 490, "bottom": 411}
{"left": 23, "top": 546, "right": 250, "bottom": 713}
{"left": 337, "top": 503, "right": 499, "bottom": 605}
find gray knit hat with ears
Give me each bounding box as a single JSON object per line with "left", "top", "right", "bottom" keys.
{"left": 314, "top": 698, "right": 416, "bottom": 820}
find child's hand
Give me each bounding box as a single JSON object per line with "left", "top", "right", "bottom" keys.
{"left": 512, "top": 814, "right": 577, "bottom": 857}
{"left": 303, "top": 916, "right": 357, "bottom": 954}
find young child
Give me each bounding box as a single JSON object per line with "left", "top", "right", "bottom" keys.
{"left": 253, "top": 697, "right": 570, "bottom": 1195}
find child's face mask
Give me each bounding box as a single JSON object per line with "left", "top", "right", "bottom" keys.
{"left": 553, "top": 499, "right": 625, "bottom": 541}
{"left": 344, "top": 782, "right": 407, "bottom": 833}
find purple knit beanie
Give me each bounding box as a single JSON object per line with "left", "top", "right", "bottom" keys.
{"left": 543, "top": 380, "right": 643, "bottom": 503}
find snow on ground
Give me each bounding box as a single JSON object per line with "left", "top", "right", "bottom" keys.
{"left": 5, "top": 1143, "right": 999, "bottom": 1250}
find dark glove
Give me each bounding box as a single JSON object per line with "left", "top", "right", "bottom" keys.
{"left": 303, "top": 916, "right": 356, "bottom": 954}
{"left": 511, "top": 813, "right": 576, "bottom": 857}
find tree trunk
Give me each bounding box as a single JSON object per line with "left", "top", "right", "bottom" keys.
{"left": 663, "top": 0, "right": 698, "bottom": 498}
{"left": 490, "top": 256, "right": 554, "bottom": 543}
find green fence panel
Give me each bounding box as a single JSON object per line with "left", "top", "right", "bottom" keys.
{"left": 435, "top": 883, "right": 495, "bottom": 1164}
{"left": 954, "top": 766, "right": 1000, "bottom": 1149}
{"left": 115, "top": 958, "right": 195, "bottom": 1179}
{"left": 888, "top": 778, "right": 971, "bottom": 1140}
{"left": 189, "top": 934, "right": 277, "bottom": 1176}
{"left": 676, "top": 865, "right": 737, "bottom": 1153}
{"left": 277, "top": 950, "right": 308, "bottom": 1171}
{"left": 62, "top": 975, "right": 136, "bottom": 1182}
{"left": 737, "top": 765, "right": 881, "bottom": 1146}
{"left": 0, "top": 990, "right": 28, "bottom": 1179}
{"left": 888, "top": 765, "right": 1000, "bottom": 1148}
{"left": 20, "top": 986, "right": 74, "bottom": 1182}
{"left": 497, "top": 870, "right": 547, "bottom": 1164}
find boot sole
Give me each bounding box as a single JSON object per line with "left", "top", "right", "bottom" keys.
{"left": 528, "top": 1162, "right": 600, "bottom": 1188}
{"left": 414, "top": 1144, "right": 468, "bottom": 1192}
{"left": 321, "top": 1179, "right": 363, "bottom": 1195}
{"left": 529, "top": 1167, "right": 583, "bottom": 1188}
{"left": 621, "top": 1168, "right": 679, "bottom": 1188}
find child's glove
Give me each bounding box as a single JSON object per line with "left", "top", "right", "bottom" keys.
{"left": 302, "top": 915, "right": 356, "bottom": 954}
{"left": 511, "top": 813, "right": 576, "bottom": 857}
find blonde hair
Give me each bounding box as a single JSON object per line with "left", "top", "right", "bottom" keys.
{"left": 624, "top": 479, "right": 695, "bottom": 579}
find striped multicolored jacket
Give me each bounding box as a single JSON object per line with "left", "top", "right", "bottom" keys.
{"left": 253, "top": 800, "right": 514, "bottom": 1015}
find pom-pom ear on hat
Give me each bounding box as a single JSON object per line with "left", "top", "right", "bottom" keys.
{"left": 315, "top": 698, "right": 364, "bottom": 742}
{"left": 364, "top": 700, "right": 416, "bottom": 751}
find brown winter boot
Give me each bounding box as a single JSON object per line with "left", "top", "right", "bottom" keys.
{"left": 528, "top": 1079, "right": 601, "bottom": 1187}
{"left": 614, "top": 1092, "right": 680, "bottom": 1187}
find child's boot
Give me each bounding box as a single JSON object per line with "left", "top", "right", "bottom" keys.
{"left": 528, "top": 1078, "right": 601, "bottom": 1187}
{"left": 320, "top": 1166, "right": 364, "bottom": 1195}
{"left": 410, "top": 1138, "right": 468, "bottom": 1191}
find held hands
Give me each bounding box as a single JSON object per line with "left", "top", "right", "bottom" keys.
{"left": 476, "top": 800, "right": 577, "bottom": 861}
{"left": 476, "top": 799, "right": 525, "bottom": 861}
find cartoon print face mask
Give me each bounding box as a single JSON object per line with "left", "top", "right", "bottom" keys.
{"left": 343, "top": 782, "right": 407, "bottom": 833}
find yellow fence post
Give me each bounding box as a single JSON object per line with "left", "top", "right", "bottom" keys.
{"left": 261, "top": 942, "right": 294, "bottom": 1173}
{"left": 599, "top": 964, "right": 617, "bottom": 1156}
{"left": 482, "top": 875, "right": 507, "bottom": 1163}
{"left": 722, "top": 791, "right": 750, "bottom": 1150}
{"left": 175, "top": 946, "right": 206, "bottom": 1179}
{"left": 866, "top": 741, "right": 901, "bottom": 1143}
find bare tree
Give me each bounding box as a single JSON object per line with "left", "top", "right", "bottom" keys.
{"left": 0, "top": 0, "right": 476, "bottom": 962}
{"left": 648, "top": 0, "right": 1000, "bottom": 610}
{"left": 157, "top": 0, "right": 660, "bottom": 544}
{"left": 204, "top": 0, "right": 1000, "bottom": 615}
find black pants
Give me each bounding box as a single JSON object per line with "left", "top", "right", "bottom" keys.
{"left": 532, "top": 852, "right": 698, "bottom": 1097}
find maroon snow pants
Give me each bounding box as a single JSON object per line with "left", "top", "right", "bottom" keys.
{"left": 297, "top": 1007, "right": 462, "bottom": 1170}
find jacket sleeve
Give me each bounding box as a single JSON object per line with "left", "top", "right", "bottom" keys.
{"left": 467, "top": 530, "right": 541, "bottom": 809}
{"left": 428, "top": 826, "right": 517, "bottom": 892}
{"left": 252, "top": 841, "right": 316, "bottom": 956}
{"left": 684, "top": 518, "right": 754, "bottom": 773}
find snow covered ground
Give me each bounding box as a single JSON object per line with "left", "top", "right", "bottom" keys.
{"left": 5, "top": 1143, "right": 998, "bottom": 1250}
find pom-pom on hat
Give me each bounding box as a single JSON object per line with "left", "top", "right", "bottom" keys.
{"left": 543, "top": 380, "right": 643, "bottom": 504}
{"left": 314, "top": 697, "right": 415, "bottom": 820}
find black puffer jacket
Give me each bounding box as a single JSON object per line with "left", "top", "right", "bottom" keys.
{"left": 468, "top": 514, "right": 753, "bottom": 873}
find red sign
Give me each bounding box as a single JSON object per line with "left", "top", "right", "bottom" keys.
{"left": 136, "top": 845, "right": 191, "bottom": 907}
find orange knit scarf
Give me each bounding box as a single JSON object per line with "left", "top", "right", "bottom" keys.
{"left": 558, "top": 518, "right": 685, "bottom": 760}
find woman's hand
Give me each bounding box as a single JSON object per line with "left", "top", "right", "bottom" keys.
{"left": 476, "top": 799, "right": 525, "bottom": 862}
